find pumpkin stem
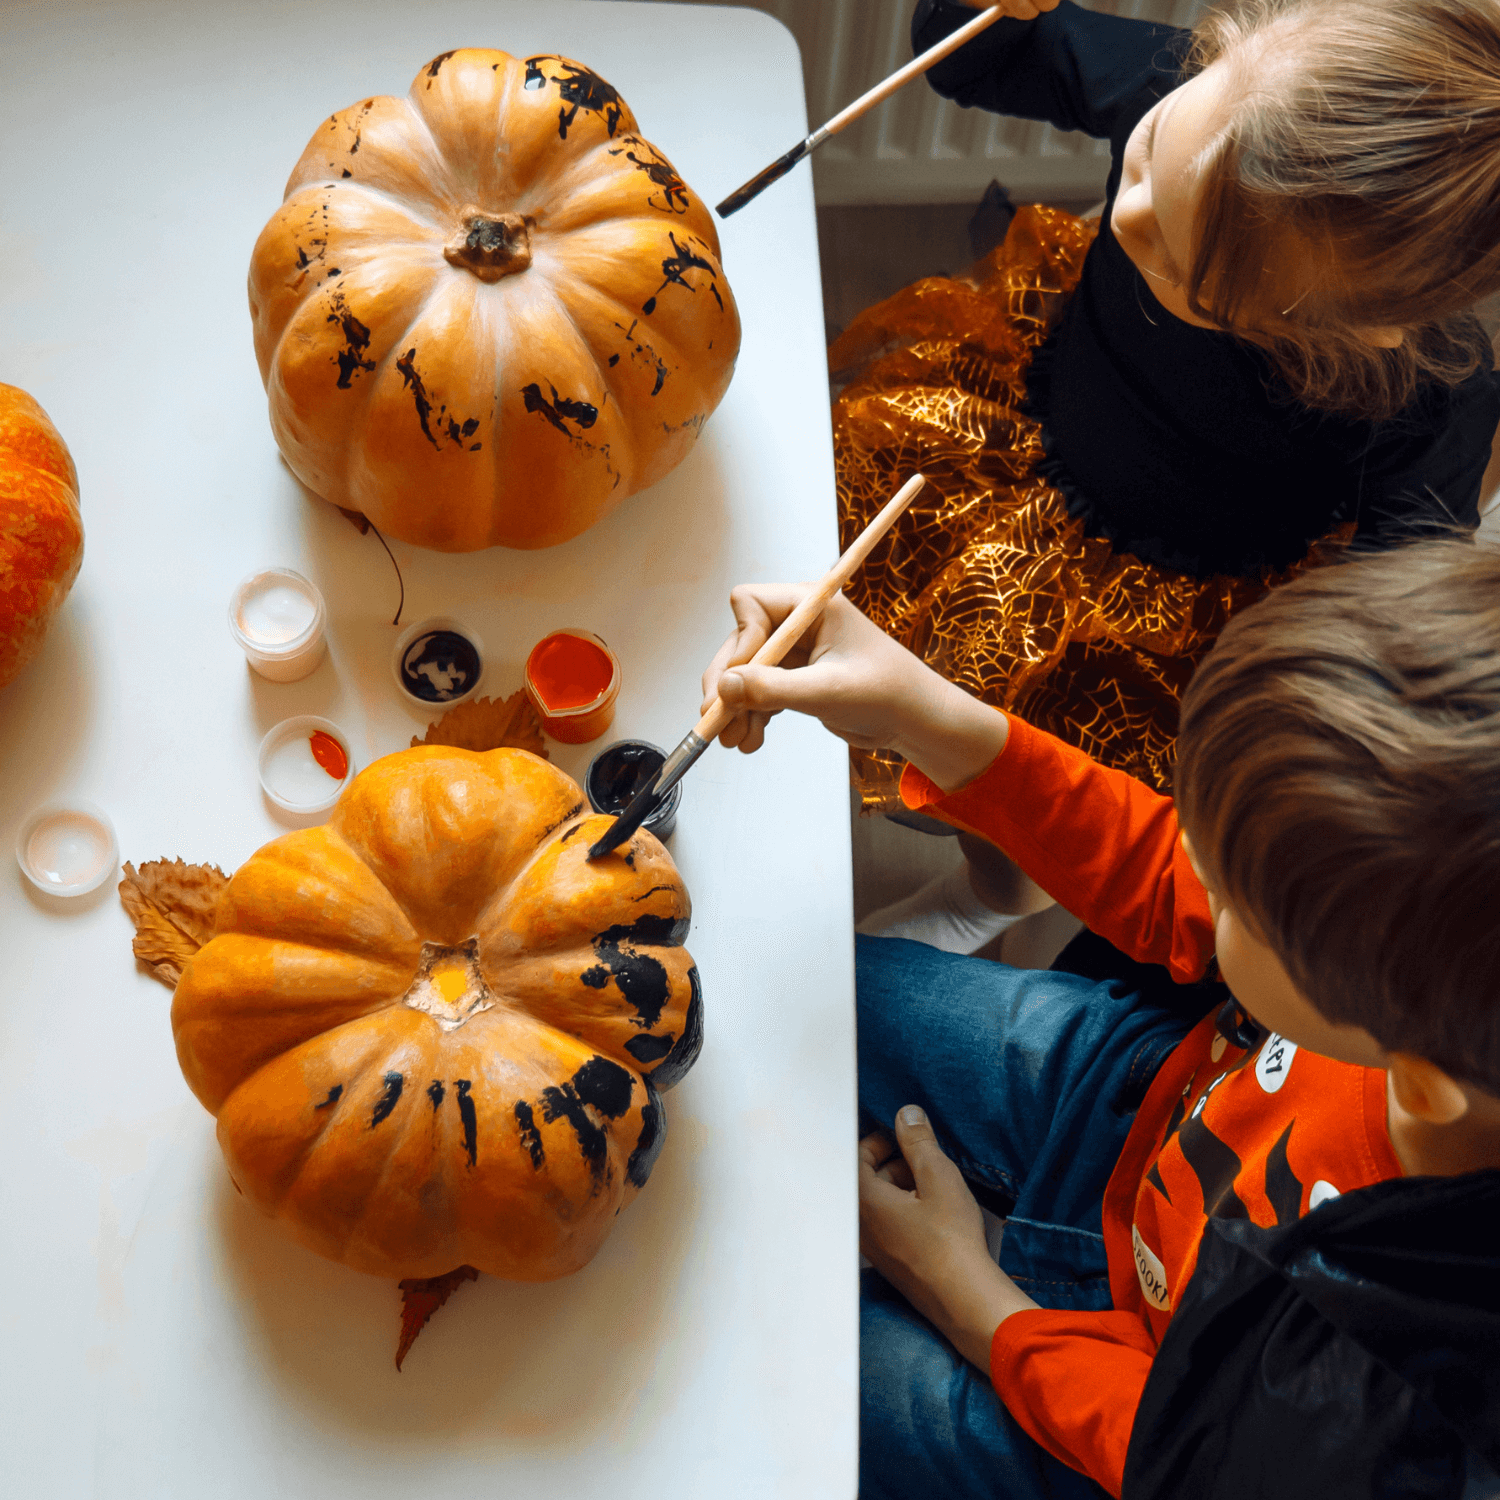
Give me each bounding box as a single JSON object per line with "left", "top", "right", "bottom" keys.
{"left": 444, "top": 209, "right": 532, "bottom": 282}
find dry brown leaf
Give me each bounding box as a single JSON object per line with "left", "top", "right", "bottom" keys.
{"left": 119, "top": 858, "right": 230, "bottom": 988}
{"left": 395, "top": 1265, "right": 479, "bottom": 1371}
{"left": 410, "top": 689, "right": 549, "bottom": 759}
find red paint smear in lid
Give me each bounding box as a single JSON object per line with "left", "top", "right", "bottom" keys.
{"left": 529, "top": 634, "right": 615, "bottom": 712}
{"left": 309, "top": 730, "right": 348, "bottom": 781}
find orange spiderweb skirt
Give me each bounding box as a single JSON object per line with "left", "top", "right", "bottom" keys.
{"left": 834, "top": 205, "right": 1316, "bottom": 814}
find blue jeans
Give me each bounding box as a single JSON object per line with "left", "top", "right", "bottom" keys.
{"left": 857, "top": 935, "right": 1200, "bottom": 1500}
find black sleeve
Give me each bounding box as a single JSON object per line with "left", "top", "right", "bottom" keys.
{"left": 912, "top": 0, "right": 1188, "bottom": 141}
{"left": 1348, "top": 366, "right": 1500, "bottom": 545}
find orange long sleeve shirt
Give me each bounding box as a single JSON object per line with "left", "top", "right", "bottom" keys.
{"left": 901, "top": 716, "right": 1402, "bottom": 1497}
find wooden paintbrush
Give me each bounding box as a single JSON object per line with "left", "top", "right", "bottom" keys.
{"left": 716, "top": 6, "right": 1005, "bottom": 218}
{"left": 587, "top": 473, "right": 928, "bottom": 861}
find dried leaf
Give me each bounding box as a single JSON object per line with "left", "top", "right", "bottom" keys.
{"left": 119, "top": 858, "right": 229, "bottom": 988}
{"left": 337, "top": 505, "right": 371, "bottom": 535}
{"left": 396, "top": 1265, "right": 479, "bottom": 1370}
{"left": 410, "top": 689, "right": 548, "bottom": 759}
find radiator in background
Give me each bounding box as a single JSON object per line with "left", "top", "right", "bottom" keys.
{"left": 677, "top": 0, "right": 1206, "bottom": 205}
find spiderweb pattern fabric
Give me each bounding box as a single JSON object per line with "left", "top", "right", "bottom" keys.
{"left": 831, "top": 205, "right": 1332, "bottom": 813}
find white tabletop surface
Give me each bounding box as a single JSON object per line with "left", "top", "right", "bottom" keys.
{"left": 0, "top": 3, "right": 855, "bottom": 1494}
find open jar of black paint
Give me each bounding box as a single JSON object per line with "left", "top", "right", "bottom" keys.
{"left": 585, "top": 739, "right": 680, "bottom": 843}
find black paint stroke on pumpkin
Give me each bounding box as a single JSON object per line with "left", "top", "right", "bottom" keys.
{"left": 573, "top": 1055, "right": 635, "bottom": 1118}
{"left": 607, "top": 137, "right": 689, "bottom": 214}
{"left": 537, "top": 800, "right": 588, "bottom": 845}
{"left": 626, "top": 1082, "right": 666, "bottom": 1189}
{"left": 523, "top": 56, "right": 625, "bottom": 140}
{"left": 631, "top": 884, "right": 677, "bottom": 903}
{"left": 610, "top": 317, "right": 671, "bottom": 397}
{"left": 515, "top": 1099, "right": 545, "bottom": 1169}
{"left": 455, "top": 1079, "right": 478, "bottom": 1167}
{"left": 625, "top": 1031, "right": 674, "bottom": 1065}
{"left": 327, "top": 289, "right": 375, "bottom": 389}
{"left": 579, "top": 913, "right": 686, "bottom": 1030}
{"left": 560, "top": 822, "right": 591, "bottom": 845}
{"left": 521, "top": 381, "right": 598, "bottom": 436}
{"left": 642, "top": 232, "right": 723, "bottom": 316}
{"left": 647, "top": 965, "right": 703, "bottom": 1092}
{"left": 539, "top": 1080, "right": 608, "bottom": 1182}
{"left": 370, "top": 1072, "right": 404, "bottom": 1127}
{"left": 425, "top": 50, "right": 456, "bottom": 83}
{"left": 396, "top": 348, "right": 483, "bottom": 452}
{"left": 427, "top": 1079, "right": 445, "bottom": 1112}
{"left": 314, "top": 1084, "right": 344, "bottom": 1110}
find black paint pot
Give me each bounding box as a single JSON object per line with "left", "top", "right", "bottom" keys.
{"left": 585, "top": 739, "right": 680, "bottom": 843}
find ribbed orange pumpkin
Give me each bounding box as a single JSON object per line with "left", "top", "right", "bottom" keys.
{"left": 248, "top": 49, "right": 740, "bottom": 552}
{"left": 172, "top": 746, "right": 701, "bottom": 1281}
{"left": 0, "top": 385, "right": 83, "bottom": 691}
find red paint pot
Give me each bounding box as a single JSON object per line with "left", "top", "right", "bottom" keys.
{"left": 524, "top": 630, "right": 621, "bottom": 744}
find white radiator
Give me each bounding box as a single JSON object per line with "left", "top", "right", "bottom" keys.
{"left": 666, "top": 0, "right": 1207, "bottom": 204}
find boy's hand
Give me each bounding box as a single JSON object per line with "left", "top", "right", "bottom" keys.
{"left": 700, "top": 584, "right": 1009, "bottom": 793}
{"left": 859, "top": 1106, "right": 1039, "bottom": 1371}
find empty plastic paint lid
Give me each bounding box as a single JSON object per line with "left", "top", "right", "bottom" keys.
{"left": 16, "top": 801, "right": 119, "bottom": 897}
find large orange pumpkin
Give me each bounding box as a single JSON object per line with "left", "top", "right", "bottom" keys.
{"left": 249, "top": 49, "right": 740, "bottom": 552}
{"left": 172, "top": 746, "right": 701, "bottom": 1281}
{"left": 0, "top": 384, "right": 83, "bottom": 691}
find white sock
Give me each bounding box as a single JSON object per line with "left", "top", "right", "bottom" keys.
{"left": 856, "top": 863, "right": 1024, "bottom": 954}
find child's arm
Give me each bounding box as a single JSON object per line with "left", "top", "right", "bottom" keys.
{"left": 702, "top": 584, "right": 1215, "bottom": 980}
{"left": 913, "top": 0, "right": 1186, "bottom": 141}
{"left": 860, "top": 1107, "right": 1161, "bottom": 1496}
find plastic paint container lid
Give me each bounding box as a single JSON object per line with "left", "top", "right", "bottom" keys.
{"left": 585, "top": 740, "right": 680, "bottom": 842}
{"left": 229, "top": 568, "right": 325, "bottom": 658}
{"left": 16, "top": 801, "right": 119, "bottom": 897}
{"left": 391, "top": 617, "right": 484, "bottom": 709}
{"left": 258, "top": 716, "right": 355, "bottom": 814}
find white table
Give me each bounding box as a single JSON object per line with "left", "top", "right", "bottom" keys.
{"left": 0, "top": 4, "right": 855, "bottom": 1494}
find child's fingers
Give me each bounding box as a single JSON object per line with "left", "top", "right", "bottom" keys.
{"left": 893, "top": 1105, "right": 964, "bottom": 1197}
{"left": 858, "top": 1129, "right": 898, "bottom": 1172}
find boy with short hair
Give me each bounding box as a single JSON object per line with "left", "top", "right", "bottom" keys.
{"left": 701, "top": 538, "right": 1500, "bottom": 1499}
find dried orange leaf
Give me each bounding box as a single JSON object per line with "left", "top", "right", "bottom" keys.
{"left": 396, "top": 1265, "right": 478, "bottom": 1370}
{"left": 119, "top": 858, "right": 229, "bottom": 988}
{"left": 410, "top": 689, "right": 548, "bottom": 759}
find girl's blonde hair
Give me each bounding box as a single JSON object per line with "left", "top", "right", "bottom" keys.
{"left": 1184, "top": 0, "right": 1500, "bottom": 419}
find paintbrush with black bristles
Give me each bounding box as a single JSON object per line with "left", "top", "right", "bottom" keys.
{"left": 587, "top": 473, "right": 928, "bottom": 860}
{"left": 716, "top": 6, "right": 1005, "bottom": 218}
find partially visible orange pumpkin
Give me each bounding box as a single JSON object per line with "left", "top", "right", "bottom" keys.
{"left": 249, "top": 49, "right": 740, "bottom": 552}
{"left": 172, "top": 745, "right": 701, "bottom": 1281}
{"left": 0, "top": 385, "right": 83, "bottom": 691}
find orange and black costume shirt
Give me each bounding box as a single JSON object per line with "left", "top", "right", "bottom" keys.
{"left": 901, "top": 716, "right": 1403, "bottom": 1497}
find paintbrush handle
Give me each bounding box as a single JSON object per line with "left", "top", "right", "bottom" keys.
{"left": 822, "top": 6, "right": 1004, "bottom": 139}
{"left": 691, "top": 472, "right": 927, "bottom": 744}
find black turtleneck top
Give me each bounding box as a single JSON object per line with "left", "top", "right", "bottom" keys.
{"left": 912, "top": 0, "right": 1499, "bottom": 577}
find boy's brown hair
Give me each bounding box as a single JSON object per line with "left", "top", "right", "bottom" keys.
{"left": 1183, "top": 0, "right": 1500, "bottom": 420}
{"left": 1176, "top": 538, "right": 1500, "bottom": 1095}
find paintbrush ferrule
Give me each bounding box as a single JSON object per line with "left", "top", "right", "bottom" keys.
{"left": 585, "top": 731, "right": 710, "bottom": 861}
{"left": 716, "top": 137, "right": 812, "bottom": 218}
